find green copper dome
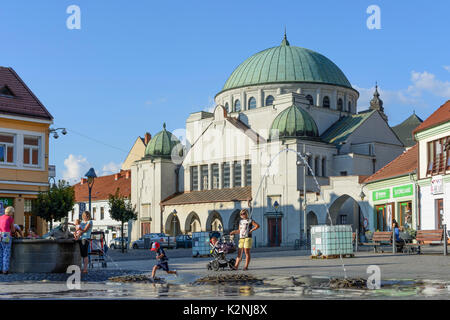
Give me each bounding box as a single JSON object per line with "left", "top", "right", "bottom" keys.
{"left": 270, "top": 105, "right": 319, "bottom": 139}
{"left": 145, "top": 123, "right": 181, "bottom": 158}
{"left": 220, "top": 35, "right": 352, "bottom": 93}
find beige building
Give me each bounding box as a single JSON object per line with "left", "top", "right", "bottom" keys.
{"left": 121, "top": 133, "right": 151, "bottom": 171}
{"left": 0, "top": 67, "right": 54, "bottom": 235}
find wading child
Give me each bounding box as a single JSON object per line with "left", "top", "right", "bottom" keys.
{"left": 150, "top": 242, "right": 177, "bottom": 279}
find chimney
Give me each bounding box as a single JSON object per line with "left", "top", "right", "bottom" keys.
{"left": 144, "top": 132, "right": 151, "bottom": 145}
{"left": 125, "top": 171, "right": 130, "bottom": 179}
{"left": 81, "top": 178, "right": 87, "bottom": 185}
{"left": 114, "top": 173, "right": 120, "bottom": 181}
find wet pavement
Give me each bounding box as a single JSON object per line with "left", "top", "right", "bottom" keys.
{"left": 0, "top": 249, "right": 448, "bottom": 299}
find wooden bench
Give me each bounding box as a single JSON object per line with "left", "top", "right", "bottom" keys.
{"left": 404, "top": 229, "right": 448, "bottom": 255}
{"left": 361, "top": 231, "right": 396, "bottom": 253}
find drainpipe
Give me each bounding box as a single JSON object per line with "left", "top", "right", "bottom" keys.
{"left": 409, "top": 170, "right": 420, "bottom": 230}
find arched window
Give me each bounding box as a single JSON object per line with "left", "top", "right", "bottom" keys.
{"left": 337, "top": 98, "right": 343, "bottom": 111}
{"left": 265, "top": 95, "right": 274, "bottom": 106}
{"left": 306, "top": 95, "right": 314, "bottom": 106}
{"left": 323, "top": 96, "right": 330, "bottom": 108}
{"left": 224, "top": 102, "right": 229, "bottom": 113}
{"left": 348, "top": 101, "right": 352, "bottom": 112}
{"left": 234, "top": 99, "right": 241, "bottom": 112}
{"left": 248, "top": 97, "right": 256, "bottom": 110}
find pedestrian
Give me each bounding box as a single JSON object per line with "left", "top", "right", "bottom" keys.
{"left": 392, "top": 220, "right": 405, "bottom": 252}
{"left": 230, "top": 209, "right": 260, "bottom": 271}
{"left": 0, "top": 206, "right": 16, "bottom": 274}
{"left": 150, "top": 242, "right": 177, "bottom": 279}
{"left": 78, "top": 211, "right": 93, "bottom": 273}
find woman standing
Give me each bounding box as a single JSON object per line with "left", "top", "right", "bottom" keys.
{"left": 230, "top": 209, "right": 259, "bottom": 271}
{"left": 0, "top": 206, "right": 16, "bottom": 274}
{"left": 78, "top": 211, "right": 93, "bottom": 273}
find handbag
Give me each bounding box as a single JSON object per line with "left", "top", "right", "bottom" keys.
{"left": 0, "top": 232, "right": 11, "bottom": 243}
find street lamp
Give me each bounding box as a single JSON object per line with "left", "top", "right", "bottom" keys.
{"left": 171, "top": 209, "right": 177, "bottom": 237}
{"left": 49, "top": 127, "right": 67, "bottom": 139}
{"left": 299, "top": 144, "right": 312, "bottom": 247}
{"left": 84, "top": 168, "right": 97, "bottom": 218}
{"left": 273, "top": 200, "right": 280, "bottom": 247}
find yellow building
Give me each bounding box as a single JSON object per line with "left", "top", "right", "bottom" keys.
{"left": 0, "top": 67, "right": 54, "bottom": 235}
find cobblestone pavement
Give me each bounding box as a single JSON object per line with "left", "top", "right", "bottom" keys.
{"left": 0, "top": 269, "right": 143, "bottom": 283}
{"left": 0, "top": 249, "right": 448, "bottom": 299}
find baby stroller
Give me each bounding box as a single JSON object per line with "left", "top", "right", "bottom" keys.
{"left": 88, "top": 231, "right": 107, "bottom": 268}
{"left": 207, "top": 234, "right": 236, "bottom": 271}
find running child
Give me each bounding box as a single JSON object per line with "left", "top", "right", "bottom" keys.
{"left": 150, "top": 242, "right": 177, "bottom": 278}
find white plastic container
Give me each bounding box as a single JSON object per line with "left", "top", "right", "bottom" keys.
{"left": 311, "top": 225, "right": 353, "bottom": 256}
{"left": 192, "top": 232, "right": 211, "bottom": 257}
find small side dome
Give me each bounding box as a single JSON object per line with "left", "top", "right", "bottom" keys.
{"left": 270, "top": 105, "right": 319, "bottom": 140}
{"left": 145, "top": 123, "right": 181, "bottom": 158}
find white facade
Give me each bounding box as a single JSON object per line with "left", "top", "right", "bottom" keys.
{"left": 416, "top": 117, "right": 450, "bottom": 231}
{"left": 68, "top": 200, "right": 129, "bottom": 245}
{"left": 130, "top": 42, "right": 407, "bottom": 247}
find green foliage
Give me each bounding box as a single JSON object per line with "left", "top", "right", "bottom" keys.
{"left": 32, "top": 180, "right": 75, "bottom": 225}
{"left": 108, "top": 188, "right": 137, "bottom": 253}
{"left": 108, "top": 188, "right": 137, "bottom": 223}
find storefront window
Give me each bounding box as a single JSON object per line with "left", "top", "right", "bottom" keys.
{"left": 398, "top": 201, "right": 412, "bottom": 229}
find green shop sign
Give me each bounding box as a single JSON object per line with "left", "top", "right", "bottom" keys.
{"left": 393, "top": 184, "right": 413, "bottom": 198}
{"left": 373, "top": 189, "right": 390, "bottom": 201}
{"left": 0, "top": 198, "right": 14, "bottom": 215}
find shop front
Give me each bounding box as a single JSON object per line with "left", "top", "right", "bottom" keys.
{"left": 368, "top": 181, "right": 417, "bottom": 232}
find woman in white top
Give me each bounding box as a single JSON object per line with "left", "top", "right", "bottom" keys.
{"left": 230, "top": 209, "right": 259, "bottom": 270}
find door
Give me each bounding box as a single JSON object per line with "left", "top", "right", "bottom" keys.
{"left": 436, "top": 199, "right": 444, "bottom": 229}
{"left": 375, "top": 205, "right": 386, "bottom": 231}
{"left": 141, "top": 222, "right": 151, "bottom": 237}
{"left": 268, "top": 217, "right": 282, "bottom": 247}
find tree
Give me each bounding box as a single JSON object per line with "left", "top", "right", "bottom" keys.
{"left": 32, "top": 180, "right": 75, "bottom": 230}
{"left": 108, "top": 188, "right": 137, "bottom": 253}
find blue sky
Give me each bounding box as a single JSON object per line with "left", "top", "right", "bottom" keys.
{"left": 1, "top": 0, "right": 449, "bottom": 183}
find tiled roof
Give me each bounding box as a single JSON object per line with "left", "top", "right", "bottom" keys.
{"left": 363, "top": 144, "right": 418, "bottom": 183}
{"left": 161, "top": 186, "right": 252, "bottom": 206}
{"left": 321, "top": 110, "right": 374, "bottom": 146}
{"left": 392, "top": 113, "right": 423, "bottom": 147}
{"left": 73, "top": 170, "right": 131, "bottom": 202}
{"left": 413, "top": 100, "right": 450, "bottom": 135}
{"left": 0, "top": 67, "right": 53, "bottom": 120}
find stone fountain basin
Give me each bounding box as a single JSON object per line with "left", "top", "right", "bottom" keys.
{"left": 10, "top": 239, "right": 81, "bottom": 273}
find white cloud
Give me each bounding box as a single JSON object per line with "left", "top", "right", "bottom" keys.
{"left": 408, "top": 71, "right": 450, "bottom": 98}
{"left": 62, "top": 154, "right": 91, "bottom": 185}
{"left": 101, "top": 161, "right": 123, "bottom": 176}
{"left": 354, "top": 70, "right": 450, "bottom": 111}
{"left": 444, "top": 66, "right": 450, "bottom": 72}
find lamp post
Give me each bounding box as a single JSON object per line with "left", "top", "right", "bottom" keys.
{"left": 172, "top": 209, "right": 177, "bottom": 237}
{"left": 84, "top": 168, "right": 97, "bottom": 218}
{"left": 299, "top": 144, "right": 312, "bottom": 247}
{"left": 273, "top": 201, "right": 280, "bottom": 247}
